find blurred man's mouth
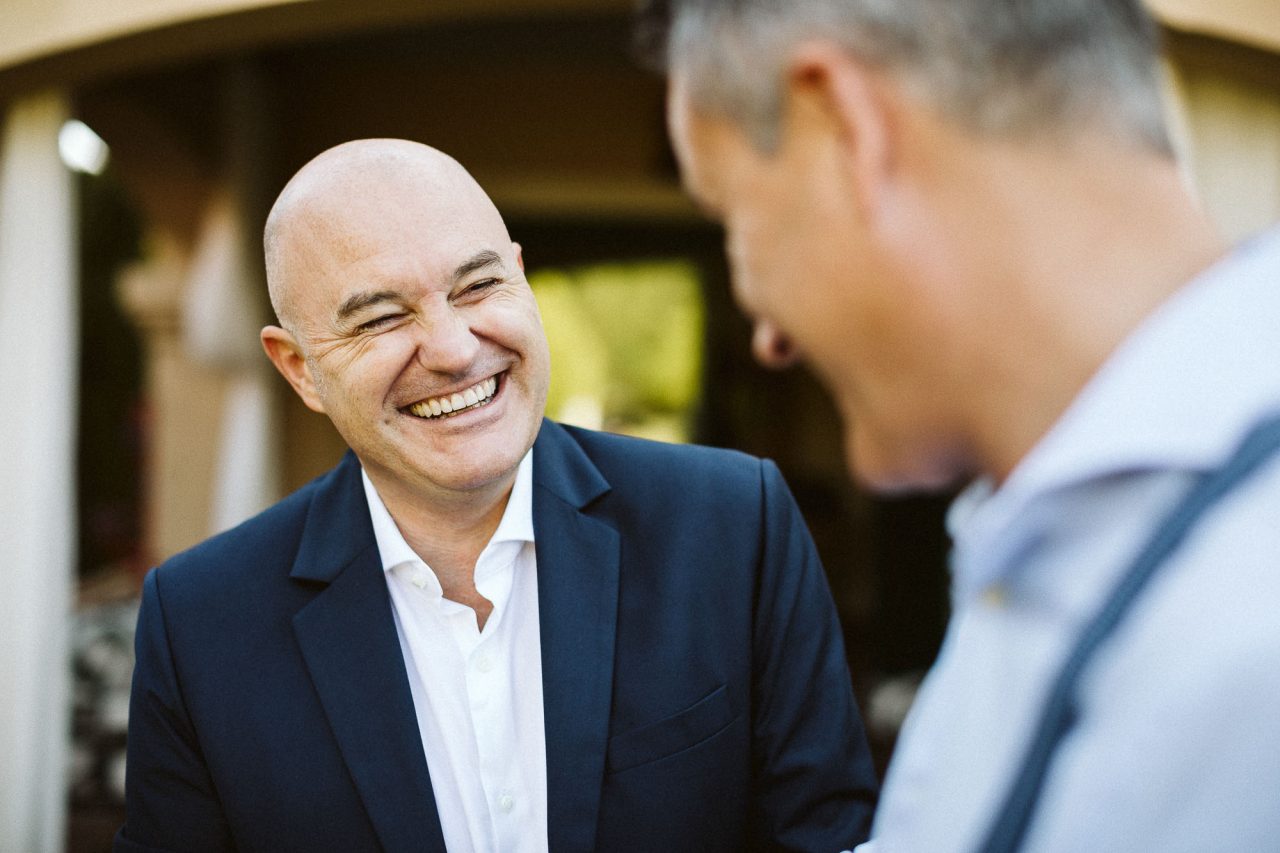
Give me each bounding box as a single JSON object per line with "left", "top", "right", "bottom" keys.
{"left": 404, "top": 373, "right": 501, "bottom": 419}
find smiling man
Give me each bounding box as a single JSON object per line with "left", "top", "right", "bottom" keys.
{"left": 115, "top": 139, "right": 877, "bottom": 853}
{"left": 647, "top": 0, "right": 1280, "bottom": 851}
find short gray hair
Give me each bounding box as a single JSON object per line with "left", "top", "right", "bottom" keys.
{"left": 643, "top": 0, "right": 1171, "bottom": 154}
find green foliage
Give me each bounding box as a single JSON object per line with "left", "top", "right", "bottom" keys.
{"left": 529, "top": 260, "right": 704, "bottom": 441}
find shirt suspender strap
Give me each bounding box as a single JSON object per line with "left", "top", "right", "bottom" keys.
{"left": 976, "top": 411, "right": 1280, "bottom": 853}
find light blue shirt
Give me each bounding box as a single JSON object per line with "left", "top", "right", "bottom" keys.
{"left": 864, "top": 226, "right": 1280, "bottom": 852}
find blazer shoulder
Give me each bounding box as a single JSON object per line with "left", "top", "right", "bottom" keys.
{"left": 558, "top": 423, "right": 769, "bottom": 504}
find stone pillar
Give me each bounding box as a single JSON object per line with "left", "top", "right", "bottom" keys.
{"left": 117, "top": 235, "right": 229, "bottom": 561}
{"left": 117, "top": 61, "right": 283, "bottom": 556}
{"left": 189, "top": 61, "right": 281, "bottom": 533}
{"left": 183, "top": 186, "right": 280, "bottom": 534}
{"left": 0, "top": 89, "right": 75, "bottom": 853}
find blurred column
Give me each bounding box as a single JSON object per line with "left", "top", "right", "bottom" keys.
{"left": 119, "top": 60, "right": 281, "bottom": 558}
{"left": 185, "top": 186, "right": 280, "bottom": 533}
{"left": 117, "top": 236, "right": 228, "bottom": 560}
{"left": 185, "top": 61, "right": 280, "bottom": 533}
{"left": 0, "top": 89, "right": 75, "bottom": 853}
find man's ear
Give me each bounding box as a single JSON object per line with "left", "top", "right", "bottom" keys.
{"left": 784, "top": 41, "right": 896, "bottom": 221}
{"left": 261, "top": 325, "right": 326, "bottom": 414}
{"left": 513, "top": 241, "right": 525, "bottom": 272}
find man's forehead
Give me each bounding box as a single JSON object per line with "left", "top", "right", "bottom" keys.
{"left": 293, "top": 176, "right": 504, "bottom": 258}
{"left": 666, "top": 75, "right": 702, "bottom": 170}
{"left": 313, "top": 232, "right": 511, "bottom": 292}
{"left": 301, "top": 174, "right": 450, "bottom": 234}
{"left": 668, "top": 81, "right": 740, "bottom": 219}
{"left": 281, "top": 147, "right": 483, "bottom": 238}
{"left": 298, "top": 140, "right": 461, "bottom": 196}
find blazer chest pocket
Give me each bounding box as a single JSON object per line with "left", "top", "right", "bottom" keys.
{"left": 606, "top": 683, "right": 735, "bottom": 774}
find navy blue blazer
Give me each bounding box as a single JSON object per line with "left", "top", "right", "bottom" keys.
{"left": 117, "top": 420, "right": 877, "bottom": 852}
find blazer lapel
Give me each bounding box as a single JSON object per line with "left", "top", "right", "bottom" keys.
{"left": 533, "top": 422, "right": 620, "bottom": 853}
{"left": 290, "top": 454, "right": 447, "bottom": 853}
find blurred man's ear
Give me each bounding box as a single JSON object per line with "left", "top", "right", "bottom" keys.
{"left": 261, "top": 326, "right": 326, "bottom": 414}
{"left": 751, "top": 319, "right": 801, "bottom": 370}
{"left": 786, "top": 41, "right": 896, "bottom": 222}
{"left": 513, "top": 241, "right": 525, "bottom": 272}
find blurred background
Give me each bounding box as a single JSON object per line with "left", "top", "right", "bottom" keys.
{"left": 1, "top": 0, "right": 1278, "bottom": 850}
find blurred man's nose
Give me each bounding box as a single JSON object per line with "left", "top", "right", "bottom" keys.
{"left": 752, "top": 319, "right": 799, "bottom": 369}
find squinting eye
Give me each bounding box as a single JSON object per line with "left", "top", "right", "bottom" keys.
{"left": 357, "top": 313, "right": 403, "bottom": 332}
{"left": 464, "top": 278, "right": 500, "bottom": 296}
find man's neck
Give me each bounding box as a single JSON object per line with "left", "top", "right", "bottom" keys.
{"left": 366, "top": 467, "right": 517, "bottom": 628}
{"left": 929, "top": 130, "right": 1229, "bottom": 482}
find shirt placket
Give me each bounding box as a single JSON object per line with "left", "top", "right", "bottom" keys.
{"left": 467, "top": 543, "right": 525, "bottom": 851}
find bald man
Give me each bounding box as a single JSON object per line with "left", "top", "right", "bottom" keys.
{"left": 115, "top": 140, "right": 877, "bottom": 853}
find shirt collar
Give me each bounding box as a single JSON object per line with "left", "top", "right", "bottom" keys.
{"left": 488, "top": 448, "right": 536, "bottom": 547}
{"left": 360, "top": 448, "right": 536, "bottom": 577}
{"left": 949, "top": 226, "right": 1280, "bottom": 596}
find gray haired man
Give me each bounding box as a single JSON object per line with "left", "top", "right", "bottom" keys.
{"left": 644, "top": 1, "right": 1280, "bottom": 850}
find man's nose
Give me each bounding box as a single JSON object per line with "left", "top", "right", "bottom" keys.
{"left": 751, "top": 319, "right": 800, "bottom": 370}
{"left": 412, "top": 308, "right": 481, "bottom": 375}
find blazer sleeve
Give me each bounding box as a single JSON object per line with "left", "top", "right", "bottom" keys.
{"left": 749, "top": 459, "right": 879, "bottom": 851}
{"left": 115, "top": 568, "right": 236, "bottom": 853}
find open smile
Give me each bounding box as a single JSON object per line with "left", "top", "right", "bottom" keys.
{"left": 403, "top": 373, "right": 502, "bottom": 420}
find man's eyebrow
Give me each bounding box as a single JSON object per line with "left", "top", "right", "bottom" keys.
{"left": 453, "top": 250, "right": 504, "bottom": 282}
{"left": 335, "top": 290, "right": 402, "bottom": 322}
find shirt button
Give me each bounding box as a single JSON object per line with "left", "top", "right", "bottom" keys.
{"left": 411, "top": 571, "right": 428, "bottom": 589}
{"left": 498, "top": 794, "right": 515, "bottom": 813}
{"left": 982, "top": 585, "right": 1008, "bottom": 607}
{"left": 475, "top": 654, "right": 494, "bottom": 673}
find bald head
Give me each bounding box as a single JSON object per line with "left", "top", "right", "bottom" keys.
{"left": 264, "top": 139, "right": 506, "bottom": 332}
{"left": 257, "top": 139, "right": 550, "bottom": 505}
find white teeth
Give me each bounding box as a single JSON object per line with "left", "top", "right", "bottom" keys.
{"left": 408, "top": 375, "right": 500, "bottom": 419}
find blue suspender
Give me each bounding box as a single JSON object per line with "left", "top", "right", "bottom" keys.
{"left": 976, "top": 412, "right": 1280, "bottom": 853}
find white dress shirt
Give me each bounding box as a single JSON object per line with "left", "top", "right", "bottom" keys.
{"left": 361, "top": 450, "right": 548, "bottom": 853}
{"left": 864, "top": 226, "right": 1280, "bottom": 851}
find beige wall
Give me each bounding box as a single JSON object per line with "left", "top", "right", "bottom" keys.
{"left": 1164, "top": 32, "right": 1280, "bottom": 241}
{"left": 0, "top": 0, "right": 632, "bottom": 100}
{"left": 1, "top": 0, "right": 304, "bottom": 70}
{"left": 2, "top": 0, "right": 1276, "bottom": 84}
{"left": 1149, "top": 0, "right": 1280, "bottom": 54}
